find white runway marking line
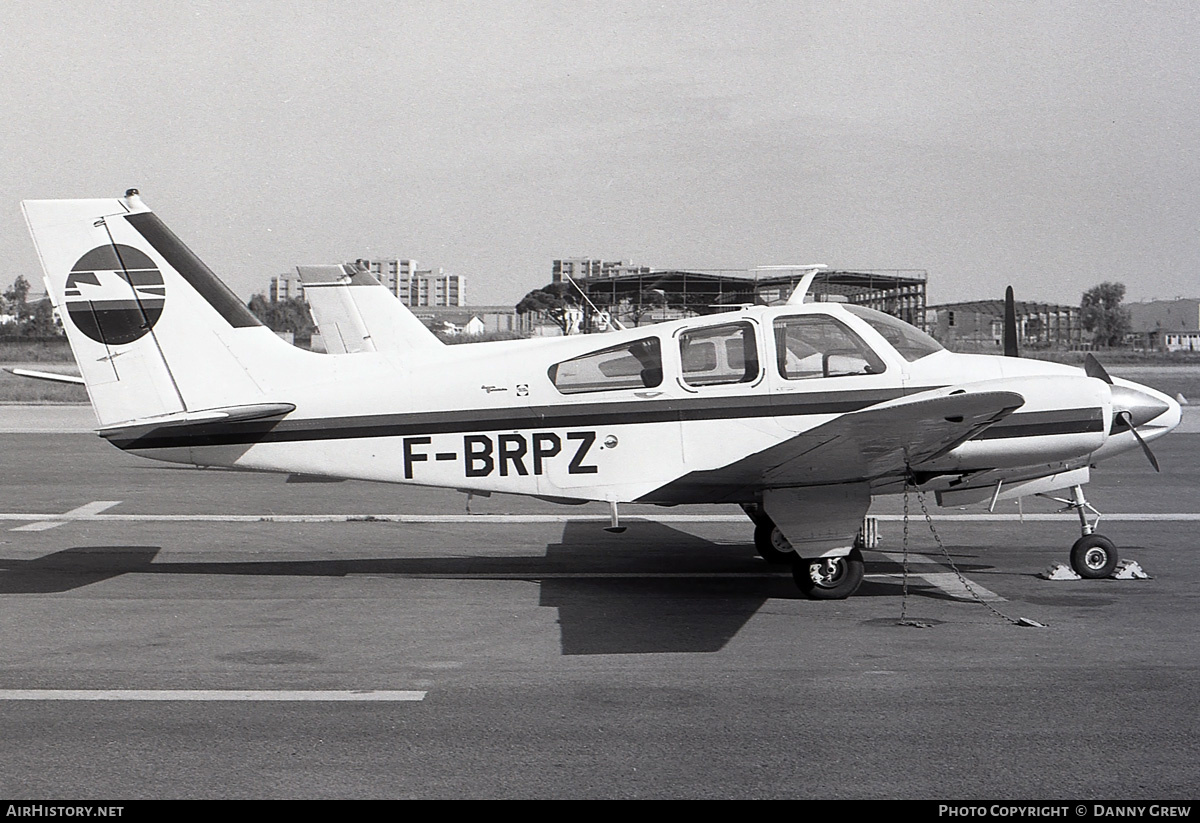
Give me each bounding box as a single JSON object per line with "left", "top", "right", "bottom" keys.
{"left": 879, "top": 551, "right": 1005, "bottom": 602}
{"left": 1, "top": 512, "right": 1199, "bottom": 524}
{"left": 0, "top": 689, "right": 426, "bottom": 701}
{"left": 9, "top": 500, "right": 121, "bottom": 531}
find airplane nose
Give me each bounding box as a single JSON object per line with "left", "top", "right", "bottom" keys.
{"left": 1109, "top": 384, "right": 1171, "bottom": 428}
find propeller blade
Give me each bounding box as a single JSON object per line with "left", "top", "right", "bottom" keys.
{"left": 1084, "top": 352, "right": 1113, "bottom": 384}
{"left": 1115, "top": 410, "right": 1161, "bottom": 472}
{"left": 1003, "top": 286, "right": 1018, "bottom": 357}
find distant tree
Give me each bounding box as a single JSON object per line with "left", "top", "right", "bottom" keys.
{"left": 516, "top": 283, "right": 578, "bottom": 333}
{"left": 247, "top": 294, "right": 317, "bottom": 339}
{"left": 1081, "top": 282, "right": 1131, "bottom": 348}
{"left": 20, "top": 299, "right": 60, "bottom": 337}
{"left": 3, "top": 275, "right": 31, "bottom": 310}
{"left": 0, "top": 276, "right": 62, "bottom": 338}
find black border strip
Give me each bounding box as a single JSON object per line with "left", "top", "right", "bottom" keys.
{"left": 124, "top": 212, "right": 261, "bottom": 328}
{"left": 103, "top": 392, "right": 1103, "bottom": 452}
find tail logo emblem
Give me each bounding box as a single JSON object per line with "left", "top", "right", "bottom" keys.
{"left": 64, "top": 245, "right": 165, "bottom": 345}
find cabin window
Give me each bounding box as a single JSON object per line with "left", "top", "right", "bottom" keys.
{"left": 679, "top": 322, "right": 760, "bottom": 387}
{"left": 773, "top": 315, "right": 886, "bottom": 380}
{"left": 843, "top": 305, "right": 943, "bottom": 362}
{"left": 548, "top": 338, "right": 663, "bottom": 394}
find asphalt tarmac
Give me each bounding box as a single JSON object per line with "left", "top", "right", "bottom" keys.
{"left": 0, "top": 412, "right": 1197, "bottom": 799}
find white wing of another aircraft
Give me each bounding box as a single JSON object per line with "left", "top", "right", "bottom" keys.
{"left": 296, "top": 264, "right": 443, "bottom": 354}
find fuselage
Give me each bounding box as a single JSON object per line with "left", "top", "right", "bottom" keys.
{"left": 107, "top": 301, "right": 1181, "bottom": 506}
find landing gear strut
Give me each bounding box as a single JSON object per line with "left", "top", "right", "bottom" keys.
{"left": 1044, "top": 484, "right": 1119, "bottom": 579}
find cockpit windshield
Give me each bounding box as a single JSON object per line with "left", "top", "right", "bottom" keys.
{"left": 843, "top": 305, "right": 943, "bottom": 362}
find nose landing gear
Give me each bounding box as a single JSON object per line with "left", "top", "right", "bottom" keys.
{"left": 1070, "top": 534, "right": 1119, "bottom": 579}
{"left": 1042, "top": 484, "right": 1120, "bottom": 579}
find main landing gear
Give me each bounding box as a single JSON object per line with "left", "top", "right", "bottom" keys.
{"left": 792, "top": 549, "right": 866, "bottom": 600}
{"left": 743, "top": 504, "right": 866, "bottom": 600}
{"left": 1044, "top": 484, "right": 1120, "bottom": 579}
{"left": 752, "top": 518, "right": 798, "bottom": 565}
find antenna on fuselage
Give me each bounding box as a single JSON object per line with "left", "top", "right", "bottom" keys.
{"left": 756, "top": 264, "right": 827, "bottom": 306}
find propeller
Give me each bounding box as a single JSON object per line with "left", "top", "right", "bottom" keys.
{"left": 1114, "top": 411, "right": 1160, "bottom": 472}
{"left": 1084, "top": 352, "right": 1112, "bottom": 384}
{"left": 1086, "top": 353, "right": 1167, "bottom": 472}
{"left": 1003, "top": 286, "right": 1018, "bottom": 357}
{"left": 1002, "top": 294, "right": 1162, "bottom": 470}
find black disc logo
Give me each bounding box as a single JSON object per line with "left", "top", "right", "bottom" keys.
{"left": 65, "top": 245, "right": 165, "bottom": 345}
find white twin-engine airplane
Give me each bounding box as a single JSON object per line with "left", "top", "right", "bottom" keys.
{"left": 21, "top": 190, "right": 1182, "bottom": 599}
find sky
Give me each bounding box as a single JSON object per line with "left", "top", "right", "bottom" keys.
{"left": 2, "top": 0, "right": 1197, "bottom": 308}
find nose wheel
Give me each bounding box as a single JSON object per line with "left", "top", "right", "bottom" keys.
{"left": 1042, "top": 484, "right": 1121, "bottom": 579}
{"left": 1070, "top": 534, "right": 1119, "bottom": 579}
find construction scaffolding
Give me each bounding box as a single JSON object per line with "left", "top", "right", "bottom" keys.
{"left": 565, "top": 268, "right": 928, "bottom": 331}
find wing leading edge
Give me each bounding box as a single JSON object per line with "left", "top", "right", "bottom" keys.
{"left": 639, "top": 389, "right": 1025, "bottom": 504}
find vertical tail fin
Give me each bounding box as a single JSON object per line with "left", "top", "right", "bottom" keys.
{"left": 23, "top": 191, "right": 291, "bottom": 427}
{"left": 297, "top": 264, "right": 443, "bottom": 354}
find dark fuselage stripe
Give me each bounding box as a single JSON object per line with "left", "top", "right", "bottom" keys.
{"left": 971, "top": 406, "right": 1104, "bottom": 439}
{"left": 103, "top": 391, "right": 1104, "bottom": 452}
{"left": 105, "top": 392, "right": 902, "bottom": 449}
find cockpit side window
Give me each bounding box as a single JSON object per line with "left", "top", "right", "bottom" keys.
{"left": 773, "top": 315, "right": 886, "bottom": 380}
{"left": 548, "top": 337, "right": 663, "bottom": 394}
{"left": 680, "top": 322, "right": 759, "bottom": 387}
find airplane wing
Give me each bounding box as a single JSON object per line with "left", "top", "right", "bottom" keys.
{"left": 640, "top": 389, "right": 1025, "bottom": 503}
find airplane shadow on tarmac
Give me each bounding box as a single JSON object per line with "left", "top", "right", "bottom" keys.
{"left": 0, "top": 521, "right": 992, "bottom": 654}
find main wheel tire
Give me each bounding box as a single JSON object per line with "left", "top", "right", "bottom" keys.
{"left": 753, "top": 520, "right": 797, "bottom": 564}
{"left": 793, "top": 548, "right": 865, "bottom": 600}
{"left": 1070, "top": 534, "right": 1119, "bottom": 579}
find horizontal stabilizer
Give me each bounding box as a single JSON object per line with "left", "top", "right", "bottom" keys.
{"left": 286, "top": 473, "right": 347, "bottom": 483}
{"left": 97, "top": 402, "right": 295, "bottom": 441}
{"left": 5, "top": 367, "right": 85, "bottom": 386}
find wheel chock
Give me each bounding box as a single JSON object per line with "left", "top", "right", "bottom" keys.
{"left": 1040, "top": 563, "right": 1081, "bottom": 580}
{"left": 1111, "top": 560, "right": 1151, "bottom": 580}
